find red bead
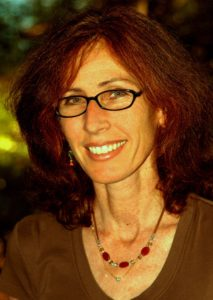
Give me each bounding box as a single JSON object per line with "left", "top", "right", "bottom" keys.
{"left": 119, "top": 261, "right": 129, "bottom": 268}
{"left": 141, "top": 246, "right": 150, "bottom": 256}
{"left": 102, "top": 252, "right": 110, "bottom": 261}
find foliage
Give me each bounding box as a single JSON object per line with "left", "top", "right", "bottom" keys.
{"left": 0, "top": 79, "right": 28, "bottom": 172}
{"left": 0, "top": 78, "right": 30, "bottom": 233}
{"left": 0, "top": 0, "right": 93, "bottom": 75}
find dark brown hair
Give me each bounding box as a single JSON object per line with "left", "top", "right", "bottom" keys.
{"left": 10, "top": 6, "right": 213, "bottom": 228}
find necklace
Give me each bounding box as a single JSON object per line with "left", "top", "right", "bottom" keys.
{"left": 91, "top": 207, "right": 165, "bottom": 282}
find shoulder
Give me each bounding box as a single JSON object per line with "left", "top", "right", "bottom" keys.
{"left": 14, "top": 212, "right": 62, "bottom": 241}
{"left": 15, "top": 212, "right": 61, "bottom": 233}
{"left": 188, "top": 193, "right": 213, "bottom": 209}
{"left": 10, "top": 213, "right": 77, "bottom": 257}
{"left": 187, "top": 193, "right": 213, "bottom": 223}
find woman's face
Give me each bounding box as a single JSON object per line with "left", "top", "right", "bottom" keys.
{"left": 60, "top": 42, "right": 164, "bottom": 184}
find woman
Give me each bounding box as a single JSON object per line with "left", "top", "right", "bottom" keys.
{"left": 0, "top": 6, "right": 212, "bottom": 300}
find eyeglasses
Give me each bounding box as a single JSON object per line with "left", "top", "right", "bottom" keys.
{"left": 56, "top": 89, "right": 142, "bottom": 118}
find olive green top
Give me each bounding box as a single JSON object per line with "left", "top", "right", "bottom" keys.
{"left": 0, "top": 194, "right": 213, "bottom": 299}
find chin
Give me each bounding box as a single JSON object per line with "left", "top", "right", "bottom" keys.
{"left": 87, "top": 170, "right": 126, "bottom": 185}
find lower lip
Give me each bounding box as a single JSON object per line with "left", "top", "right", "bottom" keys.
{"left": 86, "top": 143, "right": 126, "bottom": 161}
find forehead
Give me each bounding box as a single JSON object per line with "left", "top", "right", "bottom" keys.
{"left": 67, "top": 40, "right": 139, "bottom": 90}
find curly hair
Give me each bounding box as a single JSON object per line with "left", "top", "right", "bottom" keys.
{"left": 9, "top": 6, "right": 213, "bottom": 228}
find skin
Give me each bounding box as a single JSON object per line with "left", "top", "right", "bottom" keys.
{"left": 60, "top": 41, "right": 179, "bottom": 299}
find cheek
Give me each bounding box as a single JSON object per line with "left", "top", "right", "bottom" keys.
{"left": 60, "top": 120, "right": 80, "bottom": 147}
{"left": 135, "top": 109, "right": 159, "bottom": 146}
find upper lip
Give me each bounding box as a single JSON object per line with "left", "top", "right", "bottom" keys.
{"left": 84, "top": 139, "right": 127, "bottom": 148}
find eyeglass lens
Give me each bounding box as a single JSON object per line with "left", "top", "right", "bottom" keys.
{"left": 58, "top": 89, "right": 138, "bottom": 117}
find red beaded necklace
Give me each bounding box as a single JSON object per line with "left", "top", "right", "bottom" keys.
{"left": 91, "top": 207, "right": 165, "bottom": 270}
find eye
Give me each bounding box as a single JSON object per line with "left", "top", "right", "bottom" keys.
{"left": 62, "top": 96, "right": 85, "bottom": 105}
{"left": 109, "top": 90, "right": 129, "bottom": 99}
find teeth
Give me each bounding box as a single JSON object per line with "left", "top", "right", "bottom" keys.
{"left": 88, "top": 141, "right": 126, "bottom": 155}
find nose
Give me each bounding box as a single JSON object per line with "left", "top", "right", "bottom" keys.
{"left": 84, "top": 99, "right": 111, "bottom": 134}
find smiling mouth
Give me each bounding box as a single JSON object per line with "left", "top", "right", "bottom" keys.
{"left": 87, "top": 141, "right": 126, "bottom": 155}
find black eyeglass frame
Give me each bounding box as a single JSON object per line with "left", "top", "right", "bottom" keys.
{"left": 56, "top": 89, "right": 143, "bottom": 118}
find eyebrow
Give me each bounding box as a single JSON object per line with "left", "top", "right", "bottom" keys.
{"left": 66, "top": 77, "right": 138, "bottom": 93}
{"left": 98, "top": 77, "right": 137, "bottom": 87}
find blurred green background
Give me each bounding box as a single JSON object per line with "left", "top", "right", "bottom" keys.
{"left": 0, "top": 0, "right": 213, "bottom": 234}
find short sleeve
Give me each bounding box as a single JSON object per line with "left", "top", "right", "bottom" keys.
{"left": 0, "top": 216, "right": 39, "bottom": 300}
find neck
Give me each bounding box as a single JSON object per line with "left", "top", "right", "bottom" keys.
{"left": 93, "top": 169, "right": 164, "bottom": 242}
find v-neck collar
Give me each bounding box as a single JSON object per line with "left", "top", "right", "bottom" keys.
{"left": 72, "top": 198, "right": 195, "bottom": 299}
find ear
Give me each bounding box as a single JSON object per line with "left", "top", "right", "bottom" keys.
{"left": 156, "top": 108, "right": 167, "bottom": 128}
